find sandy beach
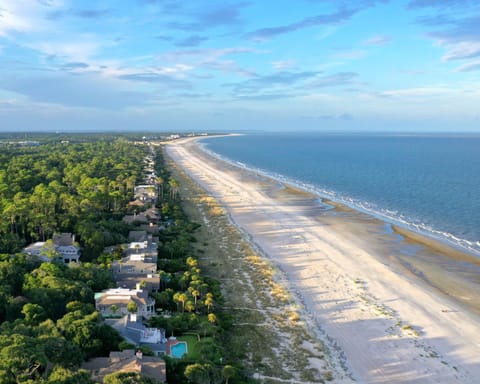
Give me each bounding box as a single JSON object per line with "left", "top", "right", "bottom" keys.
{"left": 166, "top": 137, "right": 480, "bottom": 384}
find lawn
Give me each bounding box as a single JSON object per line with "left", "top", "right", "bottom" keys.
{"left": 177, "top": 335, "right": 213, "bottom": 360}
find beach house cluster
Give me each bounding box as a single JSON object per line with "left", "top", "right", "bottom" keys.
{"left": 123, "top": 150, "right": 161, "bottom": 227}
{"left": 93, "top": 145, "right": 171, "bottom": 361}
{"left": 96, "top": 229, "right": 160, "bottom": 319}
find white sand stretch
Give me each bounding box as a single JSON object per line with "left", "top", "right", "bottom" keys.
{"left": 166, "top": 138, "right": 480, "bottom": 384}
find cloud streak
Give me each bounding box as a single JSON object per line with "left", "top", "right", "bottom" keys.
{"left": 167, "top": 2, "right": 248, "bottom": 31}
{"left": 363, "top": 35, "right": 392, "bottom": 46}
{"left": 229, "top": 70, "right": 320, "bottom": 93}
{"left": 47, "top": 8, "right": 112, "bottom": 20}
{"left": 247, "top": 8, "right": 357, "bottom": 40}
{"left": 408, "top": 0, "right": 478, "bottom": 9}
{"left": 0, "top": 73, "right": 147, "bottom": 109}
{"left": 175, "top": 35, "right": 209, "bottom": 47}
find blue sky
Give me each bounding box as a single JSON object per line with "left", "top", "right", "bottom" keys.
{"left": 0, "top": 0, "right": 480, "bottom": 132}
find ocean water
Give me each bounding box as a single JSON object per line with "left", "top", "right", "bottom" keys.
{"left": 202, "top": 133, "right": 480, "bottom": 256}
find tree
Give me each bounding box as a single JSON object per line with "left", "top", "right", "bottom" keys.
{"left": 222, "top": 365, "right": 235, "bottom": 384}
{"left": 168, "top": 179, "right": 179, "bottom": 200}
{"left": 207, "top": 313, "right": 217, "bottom": 325}
{"left": 173, "top": 292, "right": 187, "bottom": 313}
{"left": 104, "top": 372, "right": 160, "bottom": 384}
{"left": 40, "top": 239, "right": 61, "bottom": 261}
{"left": 47, "top": 367, "right": 94, "bottom": 384}
{"left": 186, "top": 256, "right": 198, "bottom": 268}
{"left": 155, "top": 176, "right": 164, "bottom": 201}
{"left": 127, "top": 301, "right": 137, "bottom": 314}
{"left": 0, "top": 334, "right": 47, "bottom": 383}
{"left": 205, "top": 293, "right": 214, "bottom": 313}
{"left": 190, "top": 289, "right": 199, "bottom": 310}
{"left": 43, "top": 336, "right": 84, "bottom": 368}
{"left": 110, "top": 304, "right": 118, "bottom": 315}
{"left": 184, "top": 363, "right": 210, "bottom": 384}
{"left": 185, "top": 300, "right": 195, "bottom": 313}
{"left": 21, "top": 303, "right": 46, "bottom": 325}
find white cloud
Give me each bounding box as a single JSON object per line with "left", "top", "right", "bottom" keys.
{"left": 272, "top": 60, "right": 296, "bottom": 70}
{"left": 442, "top": 41, "right": 480, "bottom": 61}
{"left": 455, "top": 60, "right": 480, "bottom": 72}
{"left": 31, "top": 39, "right": 102, "bottom": 62}
{"left": 0, "top": 0, "right": 63, "bottom": 36}
{"left": 363, "top": 35, "right": 391, "bottom": 46}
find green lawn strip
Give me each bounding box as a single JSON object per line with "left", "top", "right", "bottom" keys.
{"left": 177, "top": 335, "right": 212, "bottom": 360}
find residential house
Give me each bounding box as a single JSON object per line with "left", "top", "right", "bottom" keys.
{"left": 114, "top": 274, "right": 160, "bottom": 293}
{"left": 134, "top": 185, "right": 157, "bottom": 203}
{"left": 95, "top": 288, "right": 155, "bottom": 319}
{"left": 123, "top": 207, "right": 160, "bottom": 226}
{"left": 82, "top": 349, "right": 166, "bottom": 383}
{"left": 106, "top": 314, "right": 167, "bottom": 357}
{"left": 122, "top": 213, "right": 148, "bottom": 225}
{"left": 128, "top": 230, "right": 148, "bottom": 243}
{"left": 112, "top": 259, "right": 157, "bottom": 276}
{"left": 23, "top": 233, "right": 80, "bottom": 264}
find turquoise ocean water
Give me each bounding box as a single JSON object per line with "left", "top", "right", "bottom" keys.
{"left": 202, "top": 133, "right": 480, "bottom": 257}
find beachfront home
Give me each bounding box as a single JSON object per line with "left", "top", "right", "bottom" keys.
{"left": 112, "top": 258, "right": 157, "bottom": 275}
{"left": 115, "top": 274, "right": 160, "bottom": 293}
{"left": 82, "top": 349, "right": 166, "bottom": 383}
{"left": 126, "top": 240, "right": 157, "bottom": 261}
{"left": 122, "top": 212, "right": 148, "bottom": 225}
{"left": 106, "top": 314, "right": 167, "bottom": 357}
{"left": 134, "top": 185, "right": 157, "bottom": 203}
{"left": 95, "top": 288, "right": 155, "bottom": 319}
{"left": 23, "top": 232, "right": 80, "bottom": 264}
{"left": 128, "top": 230, "right": 149, "bottom": 242}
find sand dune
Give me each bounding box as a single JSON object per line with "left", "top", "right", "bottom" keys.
{"left": 166, "top": 137, "right": 480, "bottom": 383}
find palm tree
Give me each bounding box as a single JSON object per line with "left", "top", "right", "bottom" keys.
{"left": 185, "top": 300, "right": 195, "bottom": 313}
{"left": 207, "top": 313, "right": 216, "bottom": 324}
{"left": 173, "top": 292, "right": 188, "bottom": 312}
{"left": 186, "top": 256, "right": 198, "bottom": 268}
{"left": 205, "top": 293, "right": 214, "bottom": 313}
{"left": 191, "top": 289, "right": 199, "bottom": 309}
{"left": 156, "top": 176, "right": 164, "bottom": 200}
{"left": 222, "top": 365, "right": 235, "bottom": 384}
{"left": 168, "top": 178, "right": 179, "bottom": 200}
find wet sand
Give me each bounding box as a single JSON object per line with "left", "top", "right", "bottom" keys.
{"left": 166, "top": 137, "right": 480, "bottom": 383}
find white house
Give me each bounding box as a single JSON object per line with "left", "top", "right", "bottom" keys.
{"left": 95, "top": 288, "right": 155, "bottom": 319}
{"left": 23, "top": 233, "right": 80, "bottom": 264}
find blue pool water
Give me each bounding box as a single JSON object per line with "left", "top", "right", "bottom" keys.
{"left": 171, "top": 342, "right": 187, "bottom": 358}
{"left": 202, "top": 132, "right": 480, "bottom": 256}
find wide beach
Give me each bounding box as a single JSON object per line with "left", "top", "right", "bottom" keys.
{"left": 166, "top": 137, "right": 480, "bottom": 383}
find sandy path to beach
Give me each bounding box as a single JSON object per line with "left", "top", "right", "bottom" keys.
{"left": 166, "top": 138, "right": 480, "bottom": 384}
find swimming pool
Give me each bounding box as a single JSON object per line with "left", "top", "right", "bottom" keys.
{"left": 170, "top": 342, "right": 187, "bottom": 358}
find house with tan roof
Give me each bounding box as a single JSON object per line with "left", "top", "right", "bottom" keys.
{"left": 82, "top": 349, "right": 166, "bottom": 383}
{"left": 95, "top": 288, "right": 155, "bottom": 319}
